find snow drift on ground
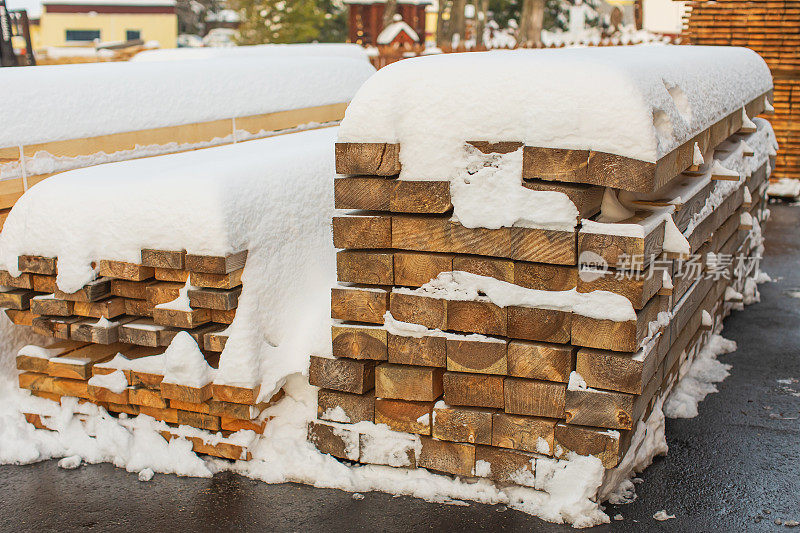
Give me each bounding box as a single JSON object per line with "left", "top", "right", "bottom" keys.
{"left": 338, "top": 46, "right": 772, "bottom": 180}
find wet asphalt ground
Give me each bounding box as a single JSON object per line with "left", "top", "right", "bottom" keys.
{"left": 0, "top": 204, "right": 798, "bottom": 533}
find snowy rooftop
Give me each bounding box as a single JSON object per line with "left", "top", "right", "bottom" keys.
{"left": 338, "top": 46, "right": 772, "bottom": 180}
{"left": 1, "top": 56, "right": 374, "bottom": 147}
{"left": 377, "top": 18, "right": 420, "bottom": 45}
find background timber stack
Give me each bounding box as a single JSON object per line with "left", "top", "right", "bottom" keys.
{"left": 681, "top": 0, "right": 800, "bottom": 182}
{"left": 6, "top": 248, "right": 278, "bottom": 461}
{"left": 308, "top": 93, "right": 775, "bottom": 486}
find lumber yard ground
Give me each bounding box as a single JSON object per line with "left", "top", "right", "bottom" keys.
{"left": 1, "top": 204, "right": 799, "bottom": 532}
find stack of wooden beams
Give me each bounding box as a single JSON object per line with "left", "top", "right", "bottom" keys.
{"left": 7, "top": 248, "right": 277, "bottom": 461}
{"left": 307, "top": 92, "right": 773, "bottom": 485}
{"left": 681, "top": 0, "right": 800, "bottom": 182}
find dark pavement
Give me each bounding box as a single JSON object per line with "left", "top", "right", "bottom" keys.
{"left": 1, "top": 204, "right": 799, "bottom": 533}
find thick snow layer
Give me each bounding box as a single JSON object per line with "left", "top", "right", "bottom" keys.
{"left": 87, "top": 370, "right": 128, "bottom": 395}
{"left": 1, "top": 56, "right": 374, "bottom": 148}
{"left": 0, "top": 128, "right": 340, "bottom": 392}
{"left": 131, "top": 43, "right": 370, "bottom": 63}
{"left": 767, "top": 178, "right": 800, "bottom": 199}
{"left": 339, "top": 46, "right": 771, "bottom": 182}
{"left": 161, "top": 332, "right": 214, "bottom": 388}
{"left": 398, "top": 271, "right": 636, "bottom": 321}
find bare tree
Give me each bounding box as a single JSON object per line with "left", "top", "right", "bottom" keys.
{"left": 474, "top": 0, "right": 488, "bottom": 47}
{"left": 436, "top": 0, "right": 449, "bottom": 47}
{"left": 518, "top": 0, "right": 544, "bottom": 47}
{"left": 449, "top": 0, "right": 466, "bottom": 46}
{"left": 383, "top": 0, "right": 398, "bottom": 29}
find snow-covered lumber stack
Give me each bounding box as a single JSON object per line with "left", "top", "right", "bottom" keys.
{"left": 309, "top": 47, "right": 776, "bottom": 491}
{"left": 1, "top": 127, "right": 340, "bottom": 462}
{"left": 0, "top": 54, "right": 375, "bottom": 216}
{"left": 682, "top": 0, "right": 800, "bottom": 193}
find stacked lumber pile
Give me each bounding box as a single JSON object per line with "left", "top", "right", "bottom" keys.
{"left": 307, "top": 92, "right": 774, "bottom": 487}
{"left": 7, "top": 248, "right": 279, "bottom": 461}
{"left": 681, "top": 0, "right": 800, "bottom": 185}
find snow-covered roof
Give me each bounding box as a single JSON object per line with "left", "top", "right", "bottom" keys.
{"left": 0, "top": 55, "right": 375, "bottom": 147}
{"left": 338, "top": 46, "right": 772, "bottom": 181}
{"left": 6, "top": 0, "right": 42, "bottom": 17}
{"left": 132, "top": 43, "right": 369, "bottom": 63}
{"left": 376, "top": 20, "right": 420, "bottom": 45}
{"left": 0, "top": 127, "right": 340, "bottom": 391}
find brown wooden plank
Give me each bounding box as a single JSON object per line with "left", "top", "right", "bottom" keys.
{"left": 509, "top": 226, "right": 576, "bottom": 265}
{"left": 577, "top": 263, "right": 664, "bottom": 309}
{"left": 308, "top": 421, "right": 360, "bottom": 461}
{"left": 337, "top": 250, "right": 394, "bottom": 285}
{"left": 474, "top": 445, "right": 536, "bottom": 486}
{"left": 507, "top": 306, "right": 571, "bottom": 344}
{"left": 446, "top": 300, "right": 506, "bottom": 336}
{"left": 73, "top": 297, "right": 126, "bottom": 319}
{"left": 391, "top": 216, "right": 511, "bottom": 258}
{"left": 523, "top": 147, "right": 590, "bottom": 181}
{"left": 48, "top": 342, "right": 128, "bottom": 380}
{"left": 129, "top": 387, "right": 168, "bottom": 408}
{"left": 375, "top": 363, "right": 443, "bottom": 402}
{"left": 118, "top": 319, "right": 170, "bottom": 347}
{"left": 16, "top": 340, "right": 87, "bottom": 373}
{"left": 152, "top": 307, "right": 211, "bottom": 329}
{"left": 5, "top": 308, "right": 37, "bottom": 326}
{"left": 503, "top": 377, "right": 566, "bottom": 419}
{"left": 452, "top": 256, "right": 513, "bottom": 283}
{"left": 564, "top": 388, "right": 635, "bottom": 430}
{"left": 141, "top": 249, "right": 185, "bottom": 270}
{"left": 578, "top": 214, "right": 666, "bottom": 269}
{"left": 522, "top": 180, "right": 604, "bottom": 219}
{"left": 333, "top": 215, "right": 392, "bottom": 249}
{"left": 153, "top": 268, "right": 189, "bottom": 282}
{"left": 393, "top": 252, "right": 453, "bottom": 287}
{"left": 491, "top": 412, "right": 557, "bottom": 455}
{"left": 176, "top": 410, "right": 220, "bottom": 431}
{"left": 446, "top": 338, "right": 507, "bottom": 375}
{"left": 32, "top": 316, "right": 79, "bottom": 339}
{"left": 185, "top": 250, "right": 247, "bottom": 275}
{"left": 432, "top": 404, "right": 494, "bottom": 444}
{"left": 317, "top": 389, "right": 375, "bottom": 424}
{"left": 0, "top": 270, "right": 32, "bottom": 289}
{"left": 571, "top": 294, "right": 667, "bottom": 352}
{"left": 211, "top": 383, "right": 261, "bottom": 405}
{"left": 53, "top": 277, "right": 111, "bottom": 302}
{"left": 335, "top": 142, "right": 400, "bottom": 176}
{"left": 110, "top": 279, "right": 156, "bottom": 300}
{"left": 390, "top": 181, "right": 452, "bottom": 214}
{"left": 506, "top": 340, "right": 574, "bottom": 382}
{"left": 31, "top": 274, "right": 56, "bottom": 293}
{"left": 308, "top": 355, "right": 375, "bottom": 394}
{"left": 30, "top": 296, "right": 73, "bottom": 316}
{"left": 387, "top": 333, "right": 446, "bottom": 367}
{"left": 331, "top": 324, "right": 388, "bottom": 360}
{"left": 417, "top": 437, "right": 475, "bottom": 476}
{"left": 388, "top": 291, "right": 446, "bottom": 330}
{"left": 575, "top": 341, "right": 661, "bottom": 395}
{"left": 189, "top": 268, "right": 243, "bottom": 290}
{"left": 334, "top": 176, "right": 393, "bottom": 211}
{"left": 97, "top": 260, "right": 154, "bottom": 281}
{"left": 553, "top": 423, "right": 628, "bottom": 468}
{"left": 331, "top": 286, "right": 388, "bottom": 324}
{"left": 442, "top": 371, "right": 504, "bottom": 409}
{"left": 160, "top": 382, "right": 212, "bottom": 404}
{"left": 374, "top": 398, "right": 432, "bottom": 434}
{"left": 18, "top": 255, "right": 56, "bottom": 275}
{"left": 69, "top": 317, "right": 126, "bottom": 344}
{"left": 187, "top": 287, "right": 242, "bottom": 311}
{"left": 0, "top": 289, "right": 34, "bottom": 310}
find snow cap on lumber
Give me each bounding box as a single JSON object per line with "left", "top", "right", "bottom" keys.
{"left": 338, "top": 46, "right": 772, "bottom": 180}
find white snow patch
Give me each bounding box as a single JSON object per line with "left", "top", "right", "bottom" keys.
{"left": 138, "top": 468, "right": 155, "bottom": 481}
{"left": 58, "top": 455, "right": 82, "bottom": 469}
{"left": 653, "top": 510, "right": 676, "bottom": 521}
{"left": 87, "top": 370, "right": 128, "bottom": 394}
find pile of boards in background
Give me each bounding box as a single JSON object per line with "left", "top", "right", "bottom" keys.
{"left": 681, "top": 0, "right": 800, "bottom": 193}
{"left": 6, "top": 248, "right": 280, "bottom": 461}
{"left": 308, "top": 91, "right": 775, "bottom": 486}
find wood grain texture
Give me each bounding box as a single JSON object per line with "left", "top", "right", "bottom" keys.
{"left": 506, "top": 340, "right": 574, "bottom": 382}
{"left": 18, "top": 255, "right": 57, "bottom": 275}
{"left": 73, "top": 297, "right": 126, "bottom": 319}
{"left": 506, "top": 306, "right": 571, "bottom": 344}
{"left": 446, "top": 338, "right": 507, "bottom": 375}
{"left": 152, "top": 307, "right": 211, "bottom": 329}
{"left": 308, "top": 421, "right": 360, "bottom": 461}
{"left": 521, "top": 180, "right": 603, "bottom": 219}
{"left": 32, "top": 274, "right": 57, "bottom": 293}
{"left": 390, "top": 181, "right": 452, "bottom": 214}
{"left": 491, "top": 412, "right": 557, "bottom": 455}
{"left": 53, "top": 277, "right": 111, "bottom": 302}
{"left": 474, "top": 445, "right": 536, "bottom": 486}
{"left": 393, "top": 252, "right": 452, "bottom": 287}
{"left": 571, "top": 294, "right": 666, "bottom": 352}
{"left": 211, "top": 383, "right": 261, "bottom": 405}
{"left": 446, "top": 300, "right": 506, "bottom": 336}
{"left": 387, "top": 333, "right": 446, "bottom": 367}
{"left": 374, "top": 398, "right": 432, "bottom": 435}
{"left": 0, "top": 270, "right": 32, "bottom": 289}
{"left": 0, "top": 289, "right": 34, "bottom": 310}
{"left": 317, "top": 388, "right": 375, "bottom": 424}
{"left": 160, "top": 382, "right": 213, "bottom": 404}
{"left": 141, "top": 249, "right": 185, "bottom": 270}
{"left": 452, "top": 256, "right": 513, "bottom": 283}
{"left": 509, "top": 226, "right": 577, "bottom": 265}
{"left": 503, "top": 377, "right": 566, "bottom": 419}
{"left": 391, "top": 216, "right": 510, "bottom": 258}
{"left": 577, "top": 264, "right": 663, "bottom": 309}
{"left": 523, "top": 147, "right": 589, "bottom": 181}
{"left": 442, "top": 371, "right": 504, "bottom": 409}
{"left": 578, "top": 216, "right": 665, "bottom": 269}
{"left": 185, "top": 250, "right": 247, "bottom": 275}
{"left": 333, "top": 215, "right": 392, "bottom": 249}
{"left": 417, "top": 436, "right": 475, "bottom": 477}
{"left": 187, "top": 287, "right": 242, "bottom": 311}
{"left": 332, "top": 325, "right": 388, "bottom": 360}
{"left": 331, "top": 287, "right": 388, "bottom": 324}
{"left": 97, "top": 260, "right": 153, "bottom": 281}
{"left": 308, "top": 355, "right": 375, "bottom": 394}
{"left": 32, "top": 316, "right": 78, "bottom": 339}
{"left": 432, "top": 405, "right": 494, "bottom": 445}
{"left": 554, "top": 423, "right": 627, "bottom": 468}
{"left": 189, "top": 268, "right": 243, "bottom": 290}
{"left": 336, "top": 250, "right": 394, "bottom": 285}
{"left": 176, "top": 410, "right": 221, "bottom": 431}
{"left": 576, "top": 342, "right": 660, "bottom": 395}
{"left": 5, "top": 309, "right": 37, "bottom": 326}
{"left": 389, "top": 292, "right": 446, "bottom": 329}
{"left": 110, "top": 279, "right": 156, "bottom": 300}
{"left": 153, "top": 268, "right": 189, "bottom": 282}
{"left": 375, "top": 363, "right": 444, "bottom": 402}
{"left": 335, "top": 142, "right": 401, "bottom": 176}
{"left": 334, "top": 177, "right": 394, "bottom": 211}
{"left": 513, "top": 262, "right": 577, "bottom": 291}
{"left": 69, "top": 317, "right": 124, "bottom": 344}
{"left": 564, "top": 388, "right": 635, "bottom": 430}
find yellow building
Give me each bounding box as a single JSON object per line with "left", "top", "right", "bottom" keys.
{"left": 39, "top": 0, "right": 177, "bottom": 48}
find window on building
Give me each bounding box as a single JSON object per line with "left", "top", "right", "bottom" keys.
{"left": 126, "top": 30, "right": 141, "bottom": 41}
{"left": 65, "top": 30, "right": 101, "bottom": 42}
